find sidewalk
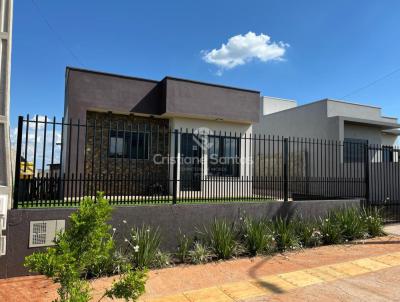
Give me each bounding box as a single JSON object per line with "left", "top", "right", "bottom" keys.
{"left": 1, "top": 235, "right": 400, "bottom": 302}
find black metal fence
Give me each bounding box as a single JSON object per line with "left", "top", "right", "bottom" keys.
{"left": 13, "top": 115, "right": 400, "bottom": 220}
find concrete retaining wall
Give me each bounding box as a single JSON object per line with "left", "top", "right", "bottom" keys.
{"left": 0, "top": 199, "right": 360, "bottom": 278}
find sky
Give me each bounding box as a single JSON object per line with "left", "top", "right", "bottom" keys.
{"left": 10, "top": 0, "right": 400, "bottom": 127}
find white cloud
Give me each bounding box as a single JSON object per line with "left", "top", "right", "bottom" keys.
{"left": 202, "top": 32, "right": 289, "bottom": 73}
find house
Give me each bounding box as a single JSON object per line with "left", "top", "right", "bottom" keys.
{"left": 254, "top": 97, "right": 400, "bottom": 149}
{"left": 253, "top": 97, "right": 400, "bottom": 202}
{"left": 63, "top": 67, "right": 260, "bottom": 199}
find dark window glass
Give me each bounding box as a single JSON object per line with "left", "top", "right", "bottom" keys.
{"left": 343, "top": 138, "right": 368, "bottom": 163}
{"left": 109, "top": 130, "right": 149, "bottom": 159}
{"left": 382, "top": 146, "right": 394, "bottom": 163}
{"left": 208, "top": 136, "right": 240, "bottom": 177}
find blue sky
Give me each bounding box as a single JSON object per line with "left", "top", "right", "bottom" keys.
{"left": 10, "top": 0, "right": 400, "bottom": 126}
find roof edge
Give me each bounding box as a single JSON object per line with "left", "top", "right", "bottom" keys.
{"left": 163, "top": 76, "right": 260, "bottom": 94}
{"left": 66, "top": 66, "right": 160, "bottom": 84}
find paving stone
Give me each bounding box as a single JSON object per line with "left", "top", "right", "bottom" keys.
{"left": 250, "top": 275, "right": 297, "bottom": 294}
{"left": 146, "top": 294, "right": 190, "bottom": 302}
{"left": 351, "top": 258, "right": 390, "bottom": 271}
{"left": 305, "top": 266, "right": 346, "bottom": 281}
{"left": 219, "top": 281, "right": 267, "bottom": 300}
{"left": 184, "top": 287, "right": 234, "bottom": 302}
{"left": 373, "top": 254, "right": 400, "bottom": 266}
{"left": 278, "top": 271, "right": 324, "bottom": 287}
{"left": 328, "top": 262, "right": 370, "bottom": 276}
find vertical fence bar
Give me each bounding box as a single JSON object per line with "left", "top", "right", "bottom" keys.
{"left": 13, "top": 116, "right": 24, "bottom": 208}
{"left": 172, "top": 129, "right": 179, "bottom": 204}
{"left": 283, "top": 138, "right": 289, "bottom": 202}
{"left": 364, "top": 143, "right": 370, "bottom": 202}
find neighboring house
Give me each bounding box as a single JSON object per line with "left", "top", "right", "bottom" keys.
{"left": 254, "top": 98, "right": 400, "bottom": 148}
{"left": 254, "top": 97, "right": 400, "bottom": 202}
{"left": 63, "top": 67, "right": 260, "bottom": 198}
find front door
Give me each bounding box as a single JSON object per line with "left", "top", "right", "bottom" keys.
{"left": 180, "top": 133, "right": 202, "bottom": 191}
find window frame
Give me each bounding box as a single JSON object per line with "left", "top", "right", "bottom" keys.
{"left": 207, "top": 135, "right": 241, "bottom": 177}
{"left": 108, "top": 130, "right": 150, "bottom": 160}
{"left": 343, "top": 138, "right": 368, "bottom": 163}
{"left": 382, "top": 146, "right": 394, "bottom": 163}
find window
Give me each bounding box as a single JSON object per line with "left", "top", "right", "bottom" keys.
{"left": 109, "top": 130, "right": 149, "bottom": 159}
{"left": 382, "top": 146, "right": 393, "bottom": 163}
{"left": 208, "top": 136, "right": 240, "bottom": 177}
{"left": 343, "top": 138, "right": 368, "bottom": 163}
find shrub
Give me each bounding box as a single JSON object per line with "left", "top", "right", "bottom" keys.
{"left": 105, "top": 268, "right": 147, "bottom": 301}
{"left": 333, "top": 207, "right": 366, "bottom": 241}
{"left": 152, "top": 251, "right": 172, "bottom": 268}
{"left": 292, "top": 217, "right": 321, "bottom": 248}
{"left": 362, "top": 206, "right": 385, "bottom": 237}
{"left": 176, "top": 230, "right": 192, "bottom": 263}
{"left": 273, "top": 217, "right": 299, "bottom": 252}
{"left": 129, "top": 225, "right": 161, "bottom": 269}
{"left": 203, "top": 219, "right": 237, "bottom": 260}
{"left": 319, "top": 213, "right": 343, "bottom": 245}
{"left": 189, "top": 242, "right": 211, "bottom": 264}
{"left": 242, "top": 218, "right": 275, "bottom": 256}
{"left": 25, "top": 193, "right": 147, "bottom": 302}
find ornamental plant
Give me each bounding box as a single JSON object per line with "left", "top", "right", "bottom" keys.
{"left": 333, "top": 207, "right": 366, "bottom": 241}
{"left": 24, "top": 193, "right": 147, "bottom": 302}
{"left": 242, "top": 217, "right": 275, "bottom": 256}
{"left": 362, "top": 206, "right": 385, "bottom": 237}
{"left": 273, "top": 216, "right": 299, "bottom": 252}
{"left": 129, "top": 225, "right": 161, "bottom": 269}
{"left": 202, "top": 219, "right": 238, "bottom": 260}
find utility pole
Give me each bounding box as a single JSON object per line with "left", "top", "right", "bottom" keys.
{"left": 0, "top": 0, "right": 13, "bottom": 257}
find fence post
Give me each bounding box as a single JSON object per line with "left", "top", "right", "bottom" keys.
{"left": 283, "top": 138, "right": 289, "bottom": 202}
{"left": 13, "top": 116, "right": 24, "bottom": 209}
{"left": 172, "top": 129, "right": 179, "bottom": 204}
{"left": 364, "top": 143, "right": 370, "bottom": 202}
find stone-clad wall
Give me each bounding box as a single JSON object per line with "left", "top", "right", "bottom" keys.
{"left": 83, "top": 111, "right": 170, "bottom": 196}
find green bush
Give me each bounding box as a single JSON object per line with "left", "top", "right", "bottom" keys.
{"left": 152, "top": 251, "right": 172, "bottom": 268}
{"left": 176, "top": 230, "right": 192, "bottom": 263}
{"left": 319, "top": 213, "right": 343, "bottom": 245}
{"left": 292, "top": 217, "right": 321, "bottom": 248}
{"left": 273, "top": 217, "right": 299, "bottom": 252}
{"left": 105, "top": 268, "right": 147, "bottom": 301}
{"left": 129, "top": 225, "right": 161, "bottom": 269}
{"left": 362, "top": 206, "right": 385, "bottom": 237}
{"left": 25, "top": 193, "right": 147, "bottom": 302}
{"left": 242, "top": 218, "right": 275, "bottom": 256}
{"left": 333, "top": 207, "right": 366, "bottom": 241}
{"left": 189, "top": 242, "right": 211, "bottom": 264}
{"left": 203, "top": 219, "right": 238, "bottom": 259}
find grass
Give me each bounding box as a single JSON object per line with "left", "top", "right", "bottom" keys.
{"left": 17, "top": 196, "right": 274, "bottom": 208}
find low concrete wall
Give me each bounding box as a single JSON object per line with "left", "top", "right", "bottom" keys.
{"left": 0, "top": 199, "right": 360, "bottom": 278}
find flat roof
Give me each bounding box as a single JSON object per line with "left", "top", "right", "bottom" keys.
{"left": 342, "top": 116, "right": 400, "bottom": 129}
{"left": 66, "top": 67, "right": 260, "bottom": 94}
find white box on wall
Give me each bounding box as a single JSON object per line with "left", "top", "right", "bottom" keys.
{"left": 0, "top": 195, "right": 7, "bottom": 231}
{"left": 0, "top": 236, "right": 6, "bottom": 256}
{"left": 29, "top": 220, "right": 65, "bottom": 248}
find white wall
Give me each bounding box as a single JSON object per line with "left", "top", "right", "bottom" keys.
{"left": 261, "top": 96, "right": 297, "bottom": 116}
{"left": 169, "top": 117, "right": 253, "bottom": 198}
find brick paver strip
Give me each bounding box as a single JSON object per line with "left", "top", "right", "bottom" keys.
{"left": 2, "top": 236, "right": 400, "bottom": 302}
{"left": 146, "top": 252, "right": 400, "bottom": 302}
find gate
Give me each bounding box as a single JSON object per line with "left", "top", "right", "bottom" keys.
{"left": 367, "top": 145, "right": 400, "bottom": 222}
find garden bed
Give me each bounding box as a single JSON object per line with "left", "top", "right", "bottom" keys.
{"left": 22, "top": 194, "right": 385, "bottom": 301}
